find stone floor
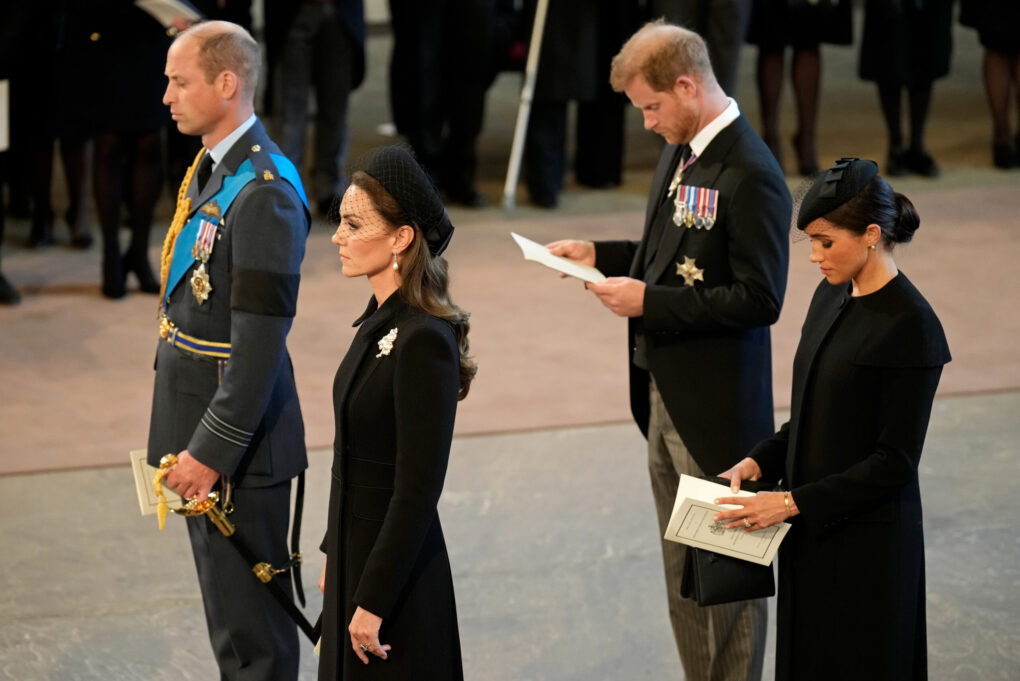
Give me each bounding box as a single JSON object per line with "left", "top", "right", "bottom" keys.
{"left": 1, "top": 391, "right": 1019, "bottom": 680}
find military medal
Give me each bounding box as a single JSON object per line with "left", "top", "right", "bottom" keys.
{"left": 676, "top": 256, "right": 705, "bottom": 286}
{"left": 668, "top": 151, "right": 700, "bottom": 227}
{"left": 191, "top": 263, "right": 213, "bottom": 303}
{"left": 190, "top": 201, "right": 222, "bottom": 304}
{"left": 673, "top": 185, "right": 718, "bottom": 230}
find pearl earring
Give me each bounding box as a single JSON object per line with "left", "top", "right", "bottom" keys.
{"left": 869, "top": 244, "right": 876, "bottom": 250}
{"left": 392, "top": 254, "right": 399, "bottom": 271}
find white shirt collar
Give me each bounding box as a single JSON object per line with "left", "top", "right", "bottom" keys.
{"left": 206, "top": 114, "right": 258, "bottom": 169}
{"left": 688, "top": 98, "right": 740, "bottom": 158}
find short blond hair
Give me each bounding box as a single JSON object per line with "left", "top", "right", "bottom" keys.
{"left": 177, "top": 21, "right": 261, "bottom": 101}
{"left": 609, "top": 20, "right": 715, "bottom": 93}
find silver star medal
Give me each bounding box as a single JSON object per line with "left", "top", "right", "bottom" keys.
{"left": 676, "top": 256, "right": 704, "bottom": 286}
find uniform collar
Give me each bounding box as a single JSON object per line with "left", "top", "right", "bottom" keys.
{"left": 206, "top": 114, "right": 258, "bottom": 170}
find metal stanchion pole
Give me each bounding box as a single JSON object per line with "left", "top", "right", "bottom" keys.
{"left": 502, "top": 0, "right": 550, "bottom": 211}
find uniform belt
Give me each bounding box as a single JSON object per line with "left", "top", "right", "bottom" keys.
{"left": 159, "top": 315, "right": 231, "bottom": 359}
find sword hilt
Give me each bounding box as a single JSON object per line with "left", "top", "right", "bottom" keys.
{"left": 172, "top": 491, "right": 236, "bottom": 536}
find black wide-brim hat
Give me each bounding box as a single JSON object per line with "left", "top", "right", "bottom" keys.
{"left": 362, "top": 146, "right": 455, "bottom": 256}
{"left": 796, "top": 157, "right": 880, "bottom": 231}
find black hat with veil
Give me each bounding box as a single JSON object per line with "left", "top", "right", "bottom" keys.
{"left": 351, "top": 145, "right": 455, "bottom": 256}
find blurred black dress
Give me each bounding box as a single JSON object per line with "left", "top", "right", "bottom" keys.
{"left": 859, "top": 0, "right": 954, "bottom": 86}
{"left": 959, "top": 0, "right": 1020, "bottom": 53}
{"left": 746, "top": 0, "right": 852, "bottom": 49}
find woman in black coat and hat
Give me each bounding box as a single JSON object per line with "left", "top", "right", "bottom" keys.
{"left": 316, "top": 146, "right": 475, "bottom": 680}
{"left": 714, "top": 158, "right": 950, "bottom": 680}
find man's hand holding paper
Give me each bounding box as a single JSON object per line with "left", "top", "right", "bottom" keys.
{"left": 545, "top": 238, "right": 596, "bottom": 267}
{"left": 543, "top": 238, "right": 646, "bottom": 317}
{"left": 510, "top": 233, "right": 605, "bottom": 283}
{"left": 585, "top": 277, "right": 645, "bottom": 317}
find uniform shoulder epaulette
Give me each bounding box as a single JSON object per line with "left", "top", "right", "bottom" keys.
{"left": 246, "top": 144, "right": 280, "bottom": 183}
{"left": 241, "top": 141, "right": 308, "bottom": 210}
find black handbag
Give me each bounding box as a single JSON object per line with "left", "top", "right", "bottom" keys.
{"left": 679, "top": 477, "right": 778, "bottom": 607}
{"left": 681, "top": 548, "right": 775, "bottom": 606}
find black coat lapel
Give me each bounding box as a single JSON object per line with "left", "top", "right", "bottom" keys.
{"left": 640, "top": 145, "right": 685, "bottom": 273}
{"left": 333, "top": 295, "right": 406, "bottom": 416}
{"left": 785, "top": 283, "right": 851, "bottom": 482}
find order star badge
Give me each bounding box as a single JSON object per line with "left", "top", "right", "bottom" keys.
{"left": 191, "top": 262, "right": 213, "bottom": 303}
{"left": 676, "top": 256, "right": 704, "bottom": 286}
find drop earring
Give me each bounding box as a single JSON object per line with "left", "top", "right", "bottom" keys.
{"left": 392, "top": 254, "right": 399, "bottom": 271}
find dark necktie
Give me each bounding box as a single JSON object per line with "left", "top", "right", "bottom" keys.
{"left": 196, "top": 152, "right": 214, "bottom": 194}
{"left": 679, "top": 144, "right": 691, "bottom": 166}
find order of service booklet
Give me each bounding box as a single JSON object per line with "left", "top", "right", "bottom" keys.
{"left": 664, "top": 474, "right": 790, "bottom": 566}
{"left": 130, "top": 449, "right": 182, "bottom": 516}
{"left": 510, "top": 232, "right": 606, "bottom": 284}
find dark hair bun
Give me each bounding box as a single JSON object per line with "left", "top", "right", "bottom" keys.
{"left": 890, "top": 192, "right": 920, "bottom": 244}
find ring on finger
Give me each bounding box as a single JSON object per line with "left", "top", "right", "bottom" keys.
{"left": 359, "top": 643, "right": 370, "bottom": 652}
{"left": 743, "top": 517, "right": 751, "bottom": 528}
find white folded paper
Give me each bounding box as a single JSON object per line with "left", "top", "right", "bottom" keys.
{"left": 664, "top": 474, "right": 790, "bottom": 566}
{"left": 510, "top": 232, "right": 606, "bottom": 284}
{"left": 134, "top": 0, "right": 202, "bottom": 28}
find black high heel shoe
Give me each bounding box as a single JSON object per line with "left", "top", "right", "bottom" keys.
{"left": 905, "top": 147, "right": 940, "bottom": 178}
{"left": 66, "top": 210, "right": 93, "bottom": 249}
{"left": 102, "top": 256, "right": 127, "bottom": 299}
{"left": 29, "top": 212, "right": 55, "bottom": 248}
{"left": 886, "top": 146, "right": 909, "bottom": 177}
{"left": 124, "top": 253, "right": 160, "bottom": 294}
{"left": 992, "top": 141, "right": 1015, "bottom": 169}
{"left": 792, "top": 132, "right": 819, "bottom": 176}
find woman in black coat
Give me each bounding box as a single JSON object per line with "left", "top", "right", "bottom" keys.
{"left": 317, "top": 146, "right": 476, "bottom": 680}
{"left": 859, "top": 0, "right": 954, "bottom": 177}
{"left": 715, "top": 158, "right": 950, "bottom": 680}
{"left": 746, "top": 0, "right": 853, "bottom": 175}
{"left": 959, "top": 0, "right": 1020, "bottom": 168}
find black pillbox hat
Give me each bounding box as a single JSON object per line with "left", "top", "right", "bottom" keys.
{"left": 797, "top": 157, "right": 880, "bottom": 231}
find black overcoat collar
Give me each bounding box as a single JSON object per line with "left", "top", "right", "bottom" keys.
{"left": 333, "top": 293, "right": 410, "bottom": 419}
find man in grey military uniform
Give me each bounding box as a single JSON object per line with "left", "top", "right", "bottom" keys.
{"left": 147, "top": 21, "right": 310, "bottom": 681}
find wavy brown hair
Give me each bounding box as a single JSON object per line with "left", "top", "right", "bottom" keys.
{"left": 351, "top": 171, "right": 477, "bottom": 399}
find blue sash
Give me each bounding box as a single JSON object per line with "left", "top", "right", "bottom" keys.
{"left": 165, "top": 154, "right": 307, "bottom": 305}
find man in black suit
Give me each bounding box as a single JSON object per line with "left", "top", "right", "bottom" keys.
{"left": 150, "top": 21, "right": 309, "bottom": 681}
{"left": 549, "top": 21, "right": 790, "bottom": 681}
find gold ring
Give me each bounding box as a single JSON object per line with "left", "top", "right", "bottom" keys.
{"left": 743, "top": 518, "right": 751, "bottom": 528}
{"left": 359, "top": 643, "right": 369, "bottom": 652}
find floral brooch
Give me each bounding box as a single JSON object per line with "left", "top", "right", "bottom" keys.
{"left": 376, "top": 328, "right": 398, "bottom": 358}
